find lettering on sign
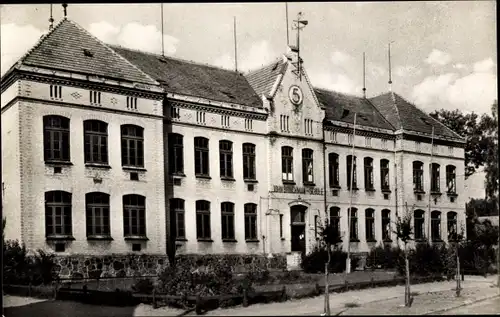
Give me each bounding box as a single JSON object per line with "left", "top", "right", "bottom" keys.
{"left": 271, "top": 185, "right": 324, "bottom": 196}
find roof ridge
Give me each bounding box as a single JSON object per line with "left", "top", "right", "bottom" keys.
{"left": 109, "top": 44, "right": 243, "bottom": 75}
{"left": 65, "top": 20, "right": 159, "bottom": 86}
{"left": 244, "top": 56, "right": 286, "bottom": 76}
{"left": 365, "top": 95, "right": 398, "bottom": 131}
{"left": 391, "top": 91, "right": 402, "bottom": 130}
{"left": 313, "top": 86, "right": 363, "bottom": 99}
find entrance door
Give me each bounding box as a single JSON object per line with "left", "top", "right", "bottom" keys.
{"left": 290, "top": 205, "right": 307, "bottom": 253}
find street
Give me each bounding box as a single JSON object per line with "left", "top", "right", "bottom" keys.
{"left": 439, "top": 296, "right": 500, "bottom": 315}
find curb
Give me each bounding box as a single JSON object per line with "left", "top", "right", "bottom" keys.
{"left": 423, "top": 293, "right": 500, "bottom": 315}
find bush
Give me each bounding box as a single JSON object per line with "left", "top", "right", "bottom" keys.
{"left": 409, "top": 242, "right": 446, "bottom": 277}
{"left": 301, "top": 245, "right": 350, "bottom": 273}
{"left": 132, "top": 278, "right": 155, "bottom": 294}
{"left": 366, "top": 245, "right": 403, "bottom": 270}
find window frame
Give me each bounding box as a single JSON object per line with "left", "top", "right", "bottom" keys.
{"left": 431, "top": 210, "right": 441, "bottom": 241}
{"left": 431, "top": 163, "right": 441, "bottom": 192}
{"left": 364, "top": 157, "right": 374, "bottom": 190}
{"left": 121, "top": 125, "right": 144, "bottom": 168}
{"left": 329, "top": 207, "right": 341, "bottom": 241}
{"left": 349, "top": 207, "right": 358, "bottom": 241}
{"left": 170, "top": 198, "right": 185, "bottom": 240}
{"left": 282, "top": 146, "right": 294, "bottom": 183}
{"left": 302, "top": 148, "right": 314, "bottom": 185}
{"left": 242, "top": 143, "right": 256, "bottom": 180}
{"left": 219, "top": 140, "right": 234, "bottom": 179}
{"left": 328, "top": 153, "right": 340, "bottom": 188}
{"left": 123, "top": 194, "right": 146, "bottom": 238}
{"left": 194, "top": 137, "right": 210, "bottom": 177}
{"left": 446, "top": 165, "right": 457, "bottom": 194}
{"left": 43, "top": 115, "right": 71, "bottom": 163}
{"left": 447, "top": 211, "right": 458, "bottom": 240}
{"left": 414, "top": 210, "right": 425, "bottom": 240}
{"left": 85, "top": 192, "right": 111, "bottom": 238}
{"left": 196, "top": 200, "right": 211, "bottom": 240}
{"left": 380, "top": 159, "right": 390, "bottom": 191}
{"left": 221, "top": 202, "right": 235, "bottom": 241}
{"left": 168, "top": 133, "right": 184, "bottom": 175}
{"left": 45, "top": 191, "right": 73, "bottom": 238}
{"left": 84, "top": 120, "right": 109, "bottom": 165}
{"left": 244, "top": 203, "right": 258, "bottom": 241}
{"left": 381, "top": 209, "right": 391, "bottom": 241}
{"left": 413, "top": 161, "right": 424, "bottom": 192}
{"left": 346, "top": 155, "right": 357, "bottom": 189}
{"left": 365, "top": 208, "right": 375, "bottom": 241}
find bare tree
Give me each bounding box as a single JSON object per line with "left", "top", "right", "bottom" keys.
{"left": 393, "top": 203, "right": 414, "bottom": 307}
{"left": 449, "top": 222, "right": 466, "bottom": 297}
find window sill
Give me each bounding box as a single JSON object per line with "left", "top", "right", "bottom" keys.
{"left": 347, "top": 187, "right": 359, "bottom": 191}
{"left": 221, "top": 177, "right": 236, "bottom": 182}
{"left": 244, "top": 179, "right": 258, "bottom": 184}
{"left": 85, "top": 163, "right": 111, "bottom": 169}
{"left": 365, "top": 188, "right": 376, "bottom": 192}
{"left": 170, "top": 173, "right": 186, "bottom": 178}
{"left": 175, "top": 238, "right": 188, "bottom": 242}
{"left": 282, "top": 180, "right": 296, "bottom": 185}
{"left": 381, "top": 188, "right": 392, "bottom": 193}
{"left": 195, "top": 175, "right": 212, "bottom": 180}
{"left": 446, "top": 192, "right": 458, "bottom": 197}
{"left": 366, "top": 239, "right": 377, "bottom": 243}
{"left": 222, "top": 239, "right": 238, "bottom": 243}
{"left": 197, "top": 238, "right": 213, "bottom": 242}
{"left": 430, "top": 191, "right": 442, "bottom": 196}
{"left": 245, "top": 239, "right": 260, "bottom": 243}
{"left": 45, "top": 161, "right": 73, "bottom": 166}
{"left": 414, "top": 189, "right": 426, "bottom": 194}
{"left": 123, "top": 166, "right": 147, "bottom": 172}
{"left": 303, "top": 182, "right": 316, "bottom": 187}
{"left": 87, "top": 235, "right": 113, "bottom": 241}
{"left": 432, "top": 239, "right": 444, "bottom": 243}
{"left": 349, "top": 239, "right": 360, "bottom": 243}
{"left": 124, "top": 235, "right": 149, "bottom": 241}
{"left": 330, "top": 185, "right": 341, "bottom": 189}
{"left": 46, "top": 235, "right": 75, "bottom": 241}
{"left": 383, "top": 239, "right": 393, "bottom": 243}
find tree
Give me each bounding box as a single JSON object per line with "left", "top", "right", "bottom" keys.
{"left": 448, "top": 223, "right": 466, "bottom": 297}
{"left": 393, "top": 204, "right": 414, "bottom": 307}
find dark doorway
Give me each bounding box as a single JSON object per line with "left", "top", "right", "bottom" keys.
{"left": 290, "top": 205, "right": 307, "bottom": 253}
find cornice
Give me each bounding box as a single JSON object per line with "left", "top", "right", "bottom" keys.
{"left": 325, "top": 125, "right": 395, "bottom": 140}
{"left": 402, "top": 133, "right": 465, "bottom": 148}
{"left": 327, "top": 120, "right": 395, "bottom": 135}
{"left": 168, "top": 99, "right": 268, "bottom": 121}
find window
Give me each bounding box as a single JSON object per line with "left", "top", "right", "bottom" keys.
{"left": 243, "top": 143, "right": 256, "bottom": 180}
{"left": 196, "top": 111, "right": 206, "bottom": 124}
{"left": 446, "top": 165, "right": 456, "bottom": 194}
{"left": 245, "top": 119, "right": 253, "bottom": 131}
{"left": 49, "top": 85, "right": 62, "bottom": 99}
{"left": 348, "top": 134, "right": 354, "bottom": 145}
{"left": 346, "top": 155, "right": 357, "bottom": 189}
{"left": 302, "top": 149, "right": 314, "bottom": 184}
{"left": 123, "top": 194, "right": 146, "bottom": 237}
{"left": 219, "top": 140, "right": 233, "bottom": 179}
{"left": 45, "top": 191, "right": 72, "bottom": 237}
{"left": 328, "top": 153, "right": 340, "bottom": 188}
{"left": 431, "top": 163, "right": 440, "bottom": 192}
{"left": 364, "top": 157, "right": 374, "bottom": 190}
{"left": 349, "top": 208, "right": 358, "bottom": 241}
{"left": 84, "top": 120, "right": 108, "bottom": 164}
{"left": 365, "top": 208, "right": 375, "bottom": 241}
{"left": 221, "top": 115, "right": 230, "bottom": 128}
{"left": 86, "top": 192, "right": 110, "bottom": 237}
{"left": 282, "top": 146, "right": 294, "bottom": 182}
{"left": 431, "top": 210, "right": 441, "bottom": 241}
{"left": 380, "top": 159, "right": 390, "bottom": 190}
{"left": 413, "top": 161, "right": 424, "bottom": 191}
{"left": 244, "top": 203, "right": 258, "bottom": 240}
{"left": 170, "top": 199, "right": 185, "bottom": 240}
{"left": 170, "top": 106, "right": 180, "bottom": 119}
{"left": 90, "top": 91, "right": 101, "bottom": 105}
{"left": 280, "top": 115, "right": 289, "bottom": 132}
{"left": 168, "top": 134, "right": 184, "bottom": 175}
{"left": 382, "top": 209, "right": 391, "bottom": 241}
{"left": 329, "top": 207, "right": 341, "bottom": 241}
{"left": 330, "top": 131, "right": 337, "bottom": 143}
{"left": 447, "top": 212, "right": 458, "bottom": 240}
{"left": 196, "top": 200, "right": 211, "bottom": 240}
{"left": 121, "top": 125, "right": 144, "bottom": 168}
{"left": 43, "top": 115, "right": 70, "bottom": 162}
{"left": 365, "top": 137, "right": 372, "bottom": 147}
{"left": 279, "top": 214, "right": 284, "bottom": 238}
{"left": 194, "top": 137, "right": 209, "bottom": 177}
{"left": 415, "top": 141, "right": 421, "bottom": 152}
{"left": 126, "top": 96, "right": 137, "bottom": 110}
{"left": 414, "top": 210, "right": 425, "bottom": 240}
{"left": 304, "top": 119, "right": 313, "bottom": 135}
{"left": 221, "top": 202, "right": 235, "bottom": 240}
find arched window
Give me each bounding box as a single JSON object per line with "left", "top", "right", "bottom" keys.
{"left": 45, "top": 191, "right": 72, "bottom": 237}
{"left": 194, "top": 137, "right": 209, "bottom": 177}
{"left": 329, "top": 207, "right": 341, "bottom": 240}
{"left": 446, "top": 165, "right": 456, "bottom": 194}
{"left": 244, "top": 203, "right": 258, "bottom": 241}
{"left": 168, "top": 134, "right": 184, "bottom": 175}
{"left": 123, "top": 194, "right": 146, "bottom": 237}
{"left": 447, "top": 211, "right": 458, "bottom": 240}
{"left": 282, "top": 146, "right": 294, "bottom": 182}
{"left": 365, "top": 208, "right": 375, "bottom": 241}
{"left": 86, "top": 192, "right": 110, "bottom": 237}
{"left": 431, "top": 210, "right": 441, "bottom": 241}
{"left": 328, "top": 153, "right": 340, "bottom": 188}
{"left": 380, "top": 159, "right": 390, "bottom": 190}
{"left": 381, "top": 209, "right": 391, "bottom": 241}
{"left": 414, "top": 209, "right": 425, "bottom": 240}
{"left": 349, "top": 207, "right": 358, "bottom": 241}
{"left": 413, "top": 161, "right": 424, "bottom": 192}
{"left": 43, "top": 115, "right": 70, "bottom": 162}
{"left": 170, "top": 198, "right": 185, "bottom": 240}
{"left": 431, "top": 163, "right": 441, "bottom": 192}
{"left": 219, "top": 140, "right": 233, "bottom": 178}
{"left": 302, "top": 149, "right": 314, "bottom": 184}
{"left": 84, "top": 120, "right": 108, "bottom": 164}
{"left": 242, "top": 143, "right": 256, "bottom": 180}
{"left": 121, "top": 125, "right": 144, "bottom": 167}
{"left": 364, "top": 157, "right": 374, "bottom": 190}
{"left": 347, "top": 155, "right": 357, "bottom": 189}
{"left": 196, "top": 200, "right": 211, "bottom": 239}
{"left": 221, "top": 202, "right": 235, "bottom": 240}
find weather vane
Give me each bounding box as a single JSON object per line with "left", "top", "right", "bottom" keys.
{"left": 62, "top": 3, "right": 68, "bottom": 18}
{"left": 292, "top": 12, "right": 308, "bottom": 81}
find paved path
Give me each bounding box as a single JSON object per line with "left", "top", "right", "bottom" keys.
{"left": 438, "top": 296, "right": 500, "bottom": 315}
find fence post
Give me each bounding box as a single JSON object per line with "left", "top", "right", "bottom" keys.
{"left": 281, "top": 285, "right": 286, "bottom": 302}
{"left": 152, "top": 288, "right": 157, "bottom": 309}
{"left": 242, "top": 288, "right": 248, "bottom": 307}
{"left": 195, "top": 294, "right": 203, "bottom": 315}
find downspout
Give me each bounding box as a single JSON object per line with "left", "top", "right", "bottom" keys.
{"left": 260, "top": 195, "right": 265, "bottom": 255}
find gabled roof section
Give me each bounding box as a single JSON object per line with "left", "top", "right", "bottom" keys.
{"left": 314, "top": 88, "right": 395, "bottom": 131}
{"left": 369, "top": 92, "right": 464, "bottom": 140}
{"left": 16, "top": 19, "right": 157, "bottom": 85}
{"left": 244, "top": 58, "right": 287, "bottom": 98}
{"left": 111, "top": 46, "right": 263, "bottom": 108}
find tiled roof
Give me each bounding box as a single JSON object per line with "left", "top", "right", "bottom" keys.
{"left": 18, "top": 19, "right": 157, "bottom": 85}
{"left": 369, "top": 92, "right": 464, "bottom": 140}
{"left": 245, "top": 59, "right": 287, "bottom": 98}
{"left": 314, "top": 88, "right": 395, "bottom": 131}
{"left": 111, "top": 46, "right": 263, "bottom": 108}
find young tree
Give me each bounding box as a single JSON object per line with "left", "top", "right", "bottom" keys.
{"left": 448, "top": 222, "right": 466, "bottom": 297}
{"left": 393, "top": 204, "right": 414, "bottom": 307}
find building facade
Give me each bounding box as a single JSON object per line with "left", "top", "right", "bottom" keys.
{"left": 1, "top": 19, "right": 466, "bottom": 263}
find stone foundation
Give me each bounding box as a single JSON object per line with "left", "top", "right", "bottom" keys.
{"left": 52, "top": 253, "right": 287, "bottom": 279}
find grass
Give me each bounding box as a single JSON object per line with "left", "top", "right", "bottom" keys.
{"left": 344, "top": 302, "right": 360, "bottom": 308}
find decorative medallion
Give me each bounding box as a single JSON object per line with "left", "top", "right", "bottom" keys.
{"left": 71, "top": 92, "right": 82, "bottom": 99}
{"left": 110, "top": 97, "right": 118, "bottom": 105}
{"left": 288, "top": 85, "right": 303, "bottom": 106}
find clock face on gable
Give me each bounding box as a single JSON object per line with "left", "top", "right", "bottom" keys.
{"left": 288, "top": 85, "right": 303, "bottom": 106}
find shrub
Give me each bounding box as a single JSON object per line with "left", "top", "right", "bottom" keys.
{"left": 301, "top": 245, "right": 349, "bottom": 273}
{"left": 3, "top": 240, "right": 30, "bottom": 285}
{"left": 410, "top": 242, "right": 446, "bottom": 277}
{"left": 366, "top": 245, "right": 403, "bottom": 270}
{"left": 132, "top": 278, "right": 155, "bottom": 294}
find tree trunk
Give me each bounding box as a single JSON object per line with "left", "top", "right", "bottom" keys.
{"left": 405, "top": 243, "right": 411, "bottom": 307}
{"left": 456, "top": 244, "right": 461, "bottom": 297}
{"left": 324, "top": 244, "right": 331, "bottom": 315}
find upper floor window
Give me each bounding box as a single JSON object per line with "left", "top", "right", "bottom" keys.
{"left": 413, "top": 161, "right": 424, "bottom": 191}
{"left": 280, "top": 115, "right": 289, "bottom": 132}
{"left": 194, "top": 137, "right": 209, "bottom": 177}
{"left": 243, "top": 143, "right": 256, "bottom": 180}
{"left": 414, "top": 210, "right": 425, "bottom": 240}
{"left": 329, "top": 207, "right": 341, "bottom": 241}
{"left": 168, "top": 134, "right": 184, "bottom": 175}
{"left": 446, "top": 165, "right": 456, "bottom": 194}
{"left": 221, "top": 115, "right": 230, "bottom": 128}
{"left": 365, "top": 208, "right": 375, "bottom": 241}
{"left": 43, "top": 115, "right": 70, "bottom": 162}
{"left": 126, "top": 96, "right": 137, "bottom": 110}
{"left": 245, "top": 119, "right": 253, "bottom": 131}
{"left": 328, "top": 153, "right": 340, "bottom": 188}
{"left": 84, "top": 120, "right": 108, "bottom": 165}
{"left": 219, "top": 140, "right": 233, "bottom": 179}
{"left": 447, "top": 211, "right": 458, "bottom": 241}
{"left": 304, "top": 119, "right": 313, "bottom": 135}
{"left": 382, "top": 209, "right": 391, "bottom": 241}
{"left": 123, "top": 194, "right": 146, "bottom": 237}
{"left": 170, "top": 198, "right": 185, "bottom": 240}
{"left": 244, "top": 203, "right": 258, "bottom": 241}
{"left": 90, "top": 91, "right": 101, "bottom": 105}
{"left": 346, "top": 155, "right": 357, "bottom": 189}
{"left": 221, "top": 202, "right": 235, "bottom": 240}
{"left": 364, "top": 157, "right": 374, "bottom": 190}
{"left": 49, "top": 85, "right": 62, "bottom": 99}
{"left": 196, "top": 200, "right": 211, "bottom": 240}
{"left": 349, "top": 208, "right": 358, "bottom": 241}
{"left": 197, "top": 111, "right": 206, "bottom": 124}
{"left": 45, "top": 191, "right": 72, "bottom": 237}
{"left": 365, "top": 137, "right": 372, "bottom": 147}
{"left": 282, "top": 146, "right": 294, "bottom": 182}
{"left": 302, "top": 148, "right": 314, "bottom": 184}
{"left": 121, "top": 125, "right": 144, "bottom": 168}
{"left": 85, "top": 192, "right": 110, "bottom": 237}
{"left": 431, "top": 163, "right": 440, "bottom": 192}
{"left": 380, "top": 159, "right": 390, "bottom": 190}
{"left": 431, "top": 210, "right": 441, "bottom": 241}
{"left": 170, "top": 106, "right": 180, "bottom": 120}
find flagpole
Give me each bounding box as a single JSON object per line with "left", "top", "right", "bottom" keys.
{"left": 161, "top": 3, "right": 165, "bottom": 57}
{"left": 285, "top": 3, "right": 289, "bottom": 46}
{"left": 346, "top": 113, "right": 357, "bottom": 275}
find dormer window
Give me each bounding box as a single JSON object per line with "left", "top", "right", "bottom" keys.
{"left": 83, "top": 49, "right": 94, "bottom": 57}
